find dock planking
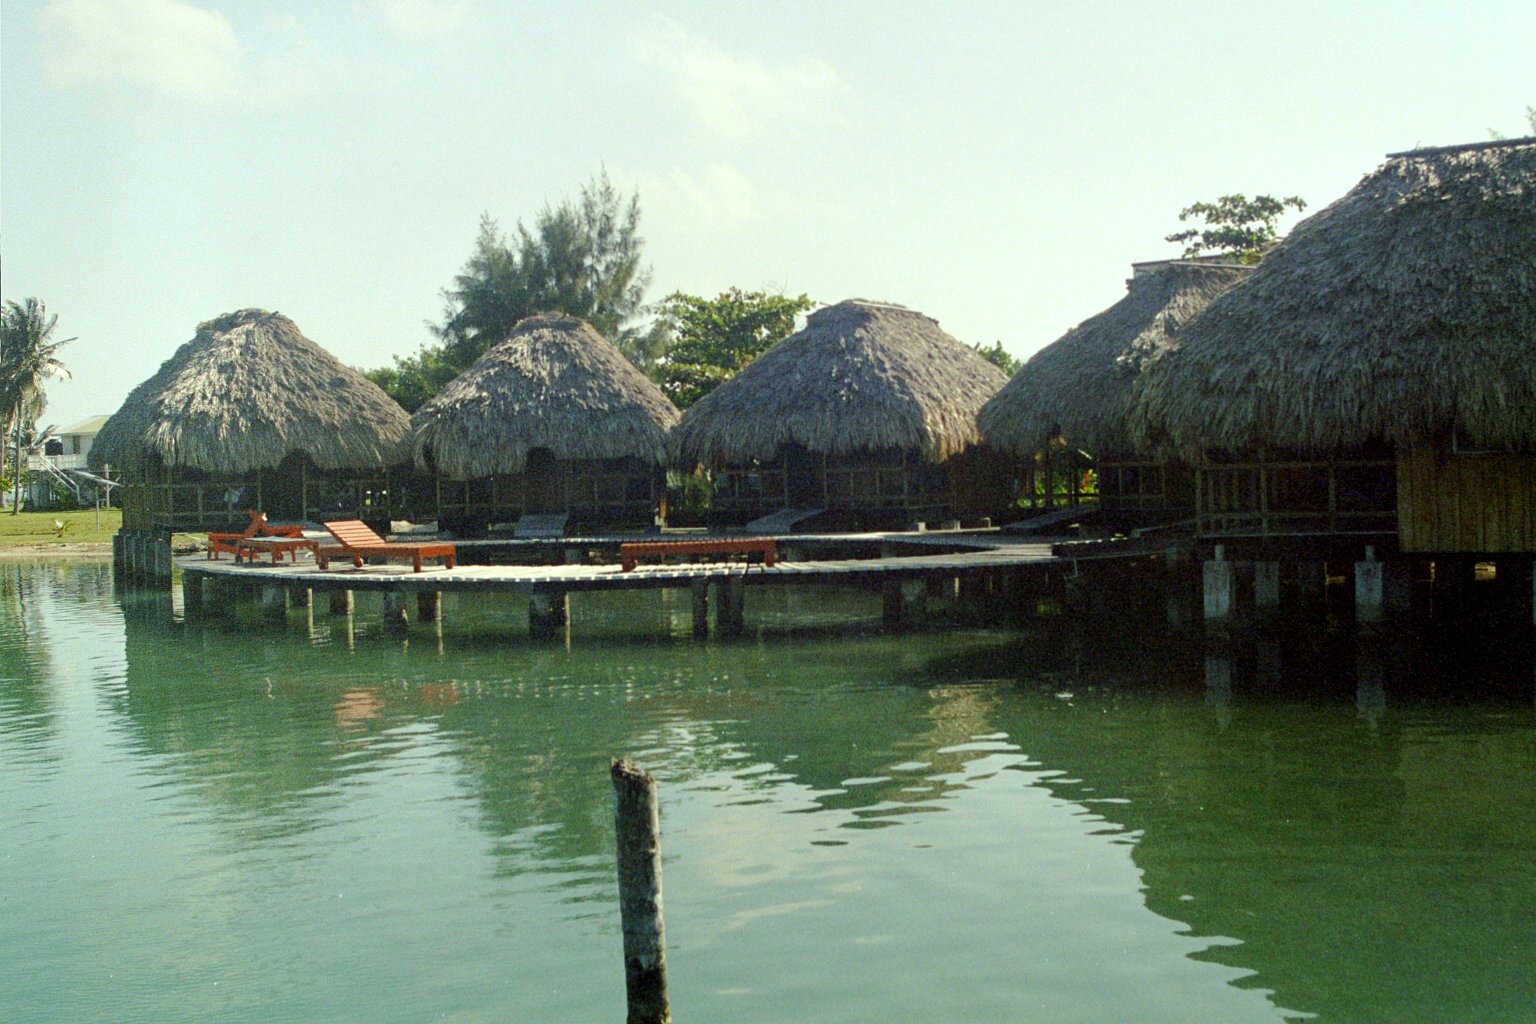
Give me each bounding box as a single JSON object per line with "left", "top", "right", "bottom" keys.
{"left": 177, "top": 541, "right": 1061, "bottom": 595}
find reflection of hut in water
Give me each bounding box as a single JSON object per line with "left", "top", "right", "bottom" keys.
{"left": 411, "top": 314, "right": 679, "bottom": 535}
{"left": 1130, "top": 139, "right": 1535, "bottom": 551}
{"left": 672, "top": 299, "right": 1011, "bottom": 528}
{"left": 979, "top": 261, "right": 1250, "bottom": 526}
{"left": 90, "top": 309, "right": 410, "bottom": 531}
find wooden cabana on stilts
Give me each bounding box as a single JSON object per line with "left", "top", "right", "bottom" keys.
{"left": 1129, "top": 138, "right": 1536, "bottom": 555}
{"left": 672, "top": 299, "right": 1010, "bottom": 529}
{"left": 410, "top": 313, "right": 680, "bottom": 535}
{"left": 89, "top": 309, "right": 412, "bottom": 532}
{"left": 978, "top": 260, "right": 1251, "bottom": 526}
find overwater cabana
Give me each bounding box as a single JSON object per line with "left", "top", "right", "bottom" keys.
{"left": 672, "top": 299, "right": 1010, "bottom": 528}
{"left": 1130, "top": 138, "right": 1535, "bottom": 555}
{"left": 410, "top": 313, "right": 680, "bottom": 534}
{"left": 90, "top": 309, "right": 411, "bottom": 532}
{"left": 978, "top": 260, "right": 1250, "bottom": 525}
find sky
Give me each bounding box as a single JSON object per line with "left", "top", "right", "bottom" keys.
{"left": 3, "top": 0, "right": 1534, "bottom": 430}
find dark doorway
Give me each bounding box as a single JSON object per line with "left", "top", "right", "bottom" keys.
{"left": 783, "top": 443, "right": 822, "bottom": 507}
{"left": 525, "top": 447, "right": 562, "bottom": 513}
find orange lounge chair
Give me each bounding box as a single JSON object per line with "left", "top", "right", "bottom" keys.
{"left": 207, "top": 510, "right": 303, "bottom": 560}
{"left": 315, "top": 519, "right": 456, "bottom": 573}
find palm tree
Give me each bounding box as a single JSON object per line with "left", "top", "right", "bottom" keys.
{"left": 1, "top": 298, "right": 74, "bottom": 513}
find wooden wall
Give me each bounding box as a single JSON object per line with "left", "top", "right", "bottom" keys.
{"left": 1397, "top": 447, "right": 1536, "bottom": 553}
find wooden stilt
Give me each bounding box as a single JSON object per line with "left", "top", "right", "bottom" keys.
{"left": 328, "top": 589, "right": 354, "bottom": 616}
{"left": 417, "top": 591, "right": 441, "bottom": 623}
{"left": 610, "top": 759, "right": 670, "bottom": 1024}
{"left": 690, "top": 578, "right": 709, "bottom": 638}
{"left": 530, "top": 591, "right": 569, "bottom": 640}
{"left": 382, "top": 590, "right": 409, "bottom": 632}
{"left": 260, "top": 585, "right": 287, "bottom": 622}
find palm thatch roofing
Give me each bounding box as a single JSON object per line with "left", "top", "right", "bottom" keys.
{"left": 89, "top": 309, "right": 410, "bottom": 477}
{"left": 673, "top": 299, "right": 1010, "bottom": 466}
{"left": 410, "top": 312, "right": 680, "bottom": 478}
{"left": 1129, "top": 138, "right": 1536, "bottom": 457}
{"left": 977, "top": 261, "right": 1250, "bottom": 455}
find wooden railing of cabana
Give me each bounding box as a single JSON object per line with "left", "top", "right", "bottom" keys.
{"left": 433, "top": 457, "right": 665, "bottom": 534}
{"left": 119, "top": 459, "right": 399, "bottom": 533}
{"left": 707, "top": 446, "right": 1009, "bottom": 526}
{"left": 1193, "top": 447, "right": 1398, "bottom": 539}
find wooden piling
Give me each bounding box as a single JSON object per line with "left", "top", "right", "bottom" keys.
{"left": 1202, "top": 546, "right": 1236, "bottom": 630}
{"left": 611, "top": 758, "right": 670, "bottom": 1024}
{"left": 529, "top": 591, "right": 569, "bottom": 640}
{"left": 382, "top": 590, "right": 409, "bottom": 632}
{"left": 714, "top": 577, "right": 744, "bottom": 637}
{"left": 328, "top": 588, "right": 354, "bottom": 616}
{"left": 417, "top": 591, "right": 441, "bottom": 623}
{"left": 690, "top": 578, "right": 709, "bottom": 638}
{"left": 259, "top": 585, "right": 287, "bottom": 622}
{"left": 181, "top": 574, "right": 204, "bottom": 620}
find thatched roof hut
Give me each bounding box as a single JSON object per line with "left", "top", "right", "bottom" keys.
{"left": 410, "top": 313, "right": 680, "bottom": 478}
{"left": 673, "top": 299, "right": 1008, "bottom": 466}
{"left": 89, "top": 309, "right": 410, "bottom": 477}
{"left": 978, "top": 261, "right": 1251, "bottom": 456}
{"left": 1129, "top": 138, "right": 1536, "bottom": 456}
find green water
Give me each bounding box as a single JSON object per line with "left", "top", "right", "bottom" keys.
{"left": 2, "top": 561, "right": 1533, "bottom": 1023}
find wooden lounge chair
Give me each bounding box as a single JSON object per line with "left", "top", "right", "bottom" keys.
{"left": 315, "top": 519, "right": 456, "bottom": 573}
{"left": 207, "top": 510, "right": 303, "bottom": 560}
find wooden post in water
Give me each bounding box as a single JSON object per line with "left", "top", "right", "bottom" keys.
{"left": 259, "top": 585, "right": 287, "bottom": 622}
{"left": 611, "top": 758, "right": 670, "bottom": 1024}
{"left": 328, "top": 588, "right": 354, "bottom": 616}
{"left": 382, "top": 590, "right": 409, "bottom": 632}
{"left": 417, "top": 591, "right": 441, "bottom": 623}
{"left": 181, "top": 574, "right": 204, "bottom": 620}
{"left": 1202, "top": 545, "right": 1236, "bottom": 633}
{"left": 529, "top": 591, "right": 569, "bottom": 640}
{"left": 690, "top": 578, "right": 709, "bottom": 638}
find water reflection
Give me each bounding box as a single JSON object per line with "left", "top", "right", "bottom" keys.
{"left": 4, "top": 562, "right": 1534, "bottom": 1023}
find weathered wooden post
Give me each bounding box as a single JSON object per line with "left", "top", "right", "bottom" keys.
{"left": 529, "top": 591, "right": 569, "bottom": 639}
{"left": 328, "top": 588, "right": 354, "bottom": 616}
{"left": 714, "top": 577, "right": 744, "bottom": 637}
{"left": 1253, "top": 561, "right": 1281, "bottom": 621}
{"left": 690, "top": 578, "right": 709, "bottom": 638}
{"left": 1202, "top": 545, "right": 1236, "bottom": 632}
{"left": 181, "top": 573, "right": 204, "bottom": 620}
{"left": 417, "top": 591, "right": 441, "bottom": 623}
{"left": 382, "top": 590, "right": 409, "bottom": 632}
{"left": 611, "top": 758, "right": 670, "bottom": 1024}
{"left": 259, "top": 585, "right": 287, "bottom": 622}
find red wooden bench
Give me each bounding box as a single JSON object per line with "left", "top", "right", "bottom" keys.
{"left": 315, "top": 519, "right": 457, "bottom": 573}
{"left": 619, "top": 538, "right": 777, "bottom": 572}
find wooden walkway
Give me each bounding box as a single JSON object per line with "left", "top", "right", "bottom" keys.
{"left": 178, "top": 537, "right": 1069, "bottom": 637}
{"left": 180, "top": 541, "right": 1061, "bottom": 595}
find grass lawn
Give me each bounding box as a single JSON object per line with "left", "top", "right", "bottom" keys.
{"left": 0, "top": 507, "right": 123, "bottom": 546}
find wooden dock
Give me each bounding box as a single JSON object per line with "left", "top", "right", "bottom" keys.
{"left": 177, "top": 537, "right": 1064, "bottom": 637}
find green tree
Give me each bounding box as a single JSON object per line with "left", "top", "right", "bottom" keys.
{"left": 365, "top": 172, "right": 659, "bottom": 411}
{"left": 972, "top": 340, "right": 1019, "bottom": 376}
{"left": 1166, "top": 194, "right": 1307, "bottom": 264}
{"left": 651, "top": 289, "right": 814, "bottom": 407}
{"left": 0, "top": 298, "right": 74, "bottom": 513}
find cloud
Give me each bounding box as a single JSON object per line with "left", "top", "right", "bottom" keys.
{"left": 375, "top": 0, "right": 470, "bottom": 40}
{"left": 39, "top": 0, "right": 242, "bottom": 97}
{"left": 37, "top": 0, "right": 307, "bottom": 104}
{"left": 632, "top": 19, "right": 845, "bottom": 140}
{"left": 639, "top": 163, "right": 764, "bottom": 235}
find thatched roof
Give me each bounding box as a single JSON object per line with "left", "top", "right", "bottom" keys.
{"left": 1129, "top": 138, "right": 1536, "bottom": 456}
{"left": 89, "top": 309, "right": 410, "bottom": 476}
{"left": 673, "top": 299, "right": 1009, "bottom": 466}
{"left": 410, "top": 313, "right": 680, "bottom": 478}
{"left": 977, "top": 261, "right": 1250, "bottom": 455}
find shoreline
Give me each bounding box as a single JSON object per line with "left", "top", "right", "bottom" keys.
{"left": 0, "top": 543, "right": 114, "bottom": 561}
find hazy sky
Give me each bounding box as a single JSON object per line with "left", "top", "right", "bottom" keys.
{"left": 3, "top": 0, "right": 1533, "bottom": 429}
